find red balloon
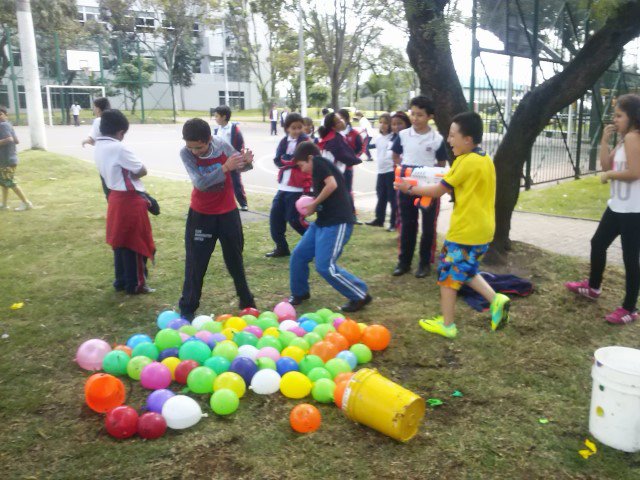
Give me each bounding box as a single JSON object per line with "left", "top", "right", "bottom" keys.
{"left": 137, "top": 412, "right": 167, "bottom": 440}
{"left": 240, "top": 307, "right": 260, "bottom": 317}
{"left": 174, "top": 360, "right": 199, "bottom": 384}
{"left": 105, "top": 405, "right": 138, "bottom": 439}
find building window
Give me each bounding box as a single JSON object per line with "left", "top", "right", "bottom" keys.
{"left": 209, "top": 57, "right": 250, "bottom": 82}
{"left": 193, "top": 23, "right": 200, "bottom": 38}
{"left": 18, "top": 86, "right": 26, "bottom": 109}
{"left": 135, "top": 12, "right": 155, "bottom": 32}
{"left": 77, "top": 6, "right": 101, "bottom": 25}
{"left": 219, "top": 91, "right": 245, "bottom": 111}
{"left": 0, "top": 85, "right": 9, "bottom": 108}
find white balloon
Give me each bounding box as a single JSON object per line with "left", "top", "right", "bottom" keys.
{"left": 237, "top": 345, "right": 259, "bottom": 360}
{"left": 161, "top": 395, "right": 203, "bottom": 429}
{"left": 192, "top": 315, "right": 214, "bottom": 331}
{"left": 250, "top": 369, "right": 281, "bottom": 395}
{"left": 279, "top": 320, "right": 298, "bottom": 332}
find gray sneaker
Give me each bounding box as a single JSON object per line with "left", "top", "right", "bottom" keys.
{"left": 15, "top": 201, "right": 33, "bottom": 211}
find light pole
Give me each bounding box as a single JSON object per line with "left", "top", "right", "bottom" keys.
{"left": 221, "top": 20, "right": 230, "bottom": 107}
{"left": 15, "top": 0, "right": 46, "bottom": 149}
{"left": 298, "top": 2, "right": 307, "bottom": 116}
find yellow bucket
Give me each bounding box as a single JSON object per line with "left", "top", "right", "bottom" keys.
{"left": 341, "top": 368, "right": 425, "bottom": 442}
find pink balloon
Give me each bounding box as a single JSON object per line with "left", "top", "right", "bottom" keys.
{"left": 195, "top": 330, "right": 214, "bottom": 344}
{"left": 140, "top": 362, "right": 172, "bottom": 390}
{"left": 274, "top": 301, "right": 296, "bottom": 322}
{"left": 289, "top": 326, "right": 306, "bottom": 338}
{"left": 244, "top": 325, "right": 263, "bottom": 338}
{"left": 256, "top": 347, "right": 280, "bottom": 361}
{"left": 295, "top": 195, "right": 315, "bottom": 216}
{"left": 179, "top": 332, "right": 190, "bottom": 342}
{"left": 76, "top": 339, "right": 112, "bottom": 371}
{"left": 333, "top": 317, "right": 346, "bottom": 329}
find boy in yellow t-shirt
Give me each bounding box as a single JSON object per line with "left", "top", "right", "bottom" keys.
{"left": 395, "top": 112, "right": 510, "bottom": 338}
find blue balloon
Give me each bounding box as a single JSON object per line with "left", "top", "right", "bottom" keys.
{"left": 167, "top": 318, "right": 190, "bottom": 330}
{"left": 229, "top": 357, "right": 258, "bottom": 385}
{"left": 337, "top": 350, "right": 358, "bottom": 370}
{"left": 157, "top": 310, "right": 181, "bottom": 330}
{"left": 126, "top": 333, "right": 153, "bottom": 349}
{"left": 158, "top": 348, "right": 180, "bottom": 361}
{"left": 276, "top": 357, "right": 299, "bottom": 376}
{"left": 299, "top": 320, "right": 318, "bottom": 333}
{"left": 146, "top": 389, "right": 175, "bottom": 413}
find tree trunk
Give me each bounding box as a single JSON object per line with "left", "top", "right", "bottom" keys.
{"left": 491, "top": 0, "right": 640, "bottom": 257}
{"left": 330, "top": 75, "right": 340, "bottom": 110}
{"left": 402, "top": 0, "right": 468, "bottom": 137}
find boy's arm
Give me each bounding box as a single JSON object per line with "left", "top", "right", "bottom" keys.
{"left": 391, "top": 135, "right": 403, "bottom": 165}
{"left": 601, "top": 131, "right": 640, "bottom": 182}
{"left": 395, "top": 179, "right": 450, "bottom": 199}
{"left": 305, "top": 175, "right": 338, "bottom": 216}
{"left": 435, "top": 140, "right": 449, "bottom": 167}
{"left": 119, "top": 145, "right": 147, "bottom": 178}
{"left": 0, "top": 124, "right": 14, "bottom": 145}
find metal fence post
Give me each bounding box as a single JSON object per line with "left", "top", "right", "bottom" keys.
{"left": 6, "top": 29, "right": 21, "bottom": 125}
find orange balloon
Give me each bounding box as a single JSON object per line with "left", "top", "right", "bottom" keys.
{"left": 324, "top": 332, "right": 349, "bottom": 352}
{"left": 310, "top": 341, "right": 339, "bottom": 363}
{"left": 333, "top": 372, "right": 354, "bottom": 385}
{"left": 361, "top": 324, "right": 391, "bottom": 351}
{"left": 85, "top": 373, "right": 126, "bottom": 413}
{"left": 216, "top": 314, "right": 232, "bottom": 323}
{"left": 337, "top": 320, "right": 361, "bottom": 345}
{"left": 113, "top": 345, "right": 132, "bottom": 356}
{"left": 290, "top": 403, "right": 321, "bottom": 433}
{"left": 333, "top": 380, "right": 349, "bottom": 409}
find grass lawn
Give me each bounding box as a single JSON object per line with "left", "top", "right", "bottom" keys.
{"left": 1, "top": 152, "right": 639, "bottom": 479}
{"left": 516, "top": 175, "right": 609, "bottom": 221}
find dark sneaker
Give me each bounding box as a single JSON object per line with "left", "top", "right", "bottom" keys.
{"left": 415, "top": 264, "right": 431, "bottom": 278}
{"left": 341, "top": 294, "right": 372, "bottom": 313}
{"left": 365, "top": 220, "right": 383, "bottom": 227}
{"left": 386, "top": 226, "right": 396, "bottom": 232}
{"left": 265, "top": 248, "right": 290, "bottom": 258}
{"left": 392, "top": 264, "right": 410, "bottom": 276}
{"left": 288, "top": 293, "right": 310, "bottom": 306}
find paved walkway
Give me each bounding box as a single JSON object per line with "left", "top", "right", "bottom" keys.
{"left": 353, "top": 193, "right": 623, "bottom": 265}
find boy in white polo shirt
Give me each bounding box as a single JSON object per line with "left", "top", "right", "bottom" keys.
{"left": 391, "top": 96, "right": 449, "bottom": 278}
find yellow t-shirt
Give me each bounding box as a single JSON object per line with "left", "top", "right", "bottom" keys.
{"left": 441, "top": 150, "right": 496, "bottom": 245}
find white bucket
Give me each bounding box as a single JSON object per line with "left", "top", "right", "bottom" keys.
{"left": 589, "top": 346, "right": 640, "bottom": 452}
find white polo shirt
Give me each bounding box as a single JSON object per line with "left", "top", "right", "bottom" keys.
{"left": 71, "top": 104, "right": 81, "bottom": 116}
{"left": 391, "top": 126, "right": 448, "bottom": 167}
{"left": 89, "top": 117, "right": 101, "bottom": 140}
{"left": 94, "top": 136, "right": 146, "bottom": 192}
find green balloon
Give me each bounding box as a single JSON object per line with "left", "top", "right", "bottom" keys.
{"left": 242, "top": 315, "right": 258, "bottom": 326}
{"left": 316, "top": 308, "right": 334, "bottom": 322}
{"left": 313, "top": 323, "right": 336, "bottom": 339}
{"left": 261, "top": 317, "right": 280, "bottom": 330}
{"left": 300, "top": 312, "right": 322, "bottom": 323}
{"left": 350, "top": 343, "right": 373, "bottom": 364}
{"left": 256, "top": 357, "right": 277, "bottom": 370}
{"left": 212, "top": 342, "right": 238, "bottom": 362}
{"left": 329, "top": 313, "right": 346, "bottom": 322}
{"left": 288, "top": 337, "right": 310, "bottom": 352}
{"left": 307, "top": 367, "right": 332, "bottom": 382}
{"left": 179, "top": 341, "right": 212, "bottom": 364}
{"left": 154, "top": 329, "right": 182, "bottom": 351}
{"left": 179, "top": 325, "right": 198, "bottom": 336}
{"left": 132, "top": 342, "right": 159, "bottom": 360}
{"left": 102, "top": 350, "right": 130, "bottom": 376}
{"left": 233, "top": 331, "right": 259, "bottom": 347}
{"left": 187, "top": 366, "right": 217, "bottom": 394}
{"left": 299, "top": 354, "right": 325, "bottom": 375}
{"left": 259, "top": 311, "right": 279, "bottom": 322}
{"left": 256, "top": 335, "right": 282, "bottom": 352}
{"left": 325, "top": 358, "right": 352, "bottom": 378}
{"left": 210, "top": 388, "right": 240, "bottom": 415}
{"left": 256, "top": 318, "right": 273, "bottom": 332}
{"left": 127, "top": 356, "right": 153, "bottom": 380}
{"left": 204, "top": 356, "right": 231, "bottom": 375}
{"left": 278, "top": 331, "right": 297, "bottom": 348}
{"left": 201, "top": 321, "right": 223, "bottom": 334}
{"left": 312, "top": 378, "right": 336, "bottom": 403}
{"left": 303, "top": 332, "right": 322, "bottom": 347}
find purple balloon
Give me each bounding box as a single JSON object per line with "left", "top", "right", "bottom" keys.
{"left": 195, "top": 331, "right": 216, "bottom": 349}
{"left": 168, "top": 318, "right": 190, "bottom": 330}
{"left": 145, "top": 389, "right": 175, "bottom": 413}
{"left": 211, "top": 333, "right": 227, "bottom": 343}
{"left": 276, "top": 357, "right": 299, "bottom": 376}
{"left": 229, "top": 356, "right": 258, "bottom": 385}
{"left": 158, "top": 348, "right": 180, "bottom": 361}
{"left": 333, "top": 317, "right": 347, "bottom": 329}
{"left": 243, "top": 325, "right": 263, "bottom": 338}
{"left": 290, "top": 326, "right": 306, "bottom": 337}
{"left": 140, "top": 362, "right": 172, "bottom": 390}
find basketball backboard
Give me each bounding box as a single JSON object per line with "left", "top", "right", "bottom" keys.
{"left": 66, "top": 50, "right": 101, "bottom": 72}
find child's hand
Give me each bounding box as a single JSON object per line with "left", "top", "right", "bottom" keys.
{"left": 241, "top": 148, "right": 254, "bottom": 166}
{"left": 602, "top": 124, "right": 616, "bottom": 144}
{"left": 304, "top": 200, "right": 317, "bottom": 216}
{"left": 225, "top": 152, "right": 244, "bottom": 171}
{"left": 600, "top": 171, "right": 610, "bottom": 184}
{"left": 394, "top": 178, "right": 411, "bottom": 193}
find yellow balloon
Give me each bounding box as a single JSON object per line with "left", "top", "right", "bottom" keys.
{"left": 161, "top": 357, "right": 181, "bottom": 380}
{"left": 225, "top": 316, "right": 247, "bottom": 331}
{"left": 357, "top": 322, "right": 367, "bottom": 332}
{"left": 279, "top": 371, "right": 312, "bottom": 399}
{"left": 213, "top": 372, "right": 246, "bottom": 398}
{"left": 263, "top": 327, "right": 280, "bottom": 338}
{"left": 281, "top": 346, "right": 305, "bottom": 363}
{"left": 221, "top": 327, "right": 239, "bottom": 340}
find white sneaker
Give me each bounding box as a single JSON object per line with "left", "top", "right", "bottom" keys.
{"left": 15, "top": 201, "right": 33, "bottom": 211}
{"left": 0, "top": 204, "right": 9, "bottom": 211}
